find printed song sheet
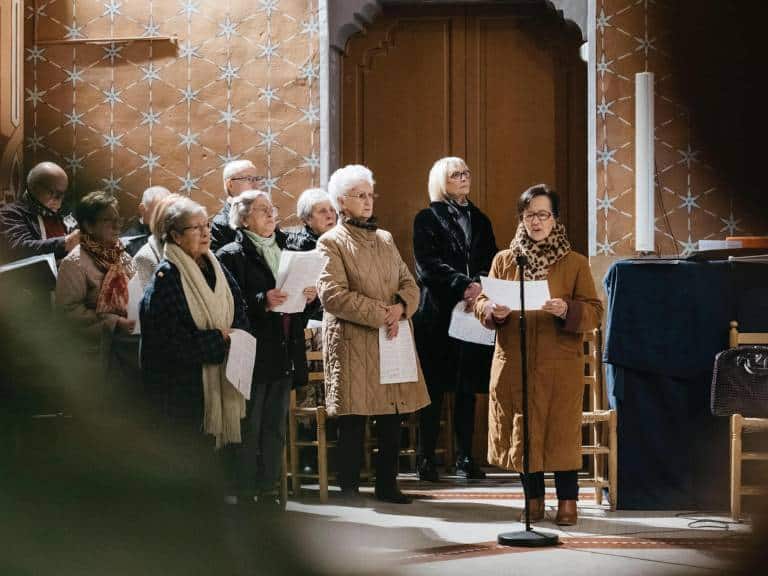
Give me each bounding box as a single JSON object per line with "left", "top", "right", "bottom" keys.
{"left": 272, "top": 250, "right": 326, "bottom": 314}
{"left": 226, "top": 329, "right": 257, "bottom": 400}
{"left": 448, "top": 301, "right": 495, "bottom": 346}
{"left": 480, "top": 276, "right": 551, "bottom": 311}
{"left": 379, "top": 320, "right": 419, "bottom": 384}
{"left": 126, "top": 273, "right": 144, "bottom": 334}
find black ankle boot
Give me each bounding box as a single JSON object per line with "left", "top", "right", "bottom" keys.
{"left": 456, "top": 456, "right": 486, "bottom": 479}
{"left": 417, "top": 456, "right": 439, "bottom": 482}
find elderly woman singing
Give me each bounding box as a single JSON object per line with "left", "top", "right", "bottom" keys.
{"left": 317, "top": 164, "right": 430, "bottom": 504}
{"left": 475, "top": 184, "right": 602, "bottom": 526}
{"left": 140, "top": 197, "right": 248, "bottom": 489}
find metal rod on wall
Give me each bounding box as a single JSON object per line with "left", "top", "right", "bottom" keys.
{"left": 35, "top": 36, "right": 178, "bottom": 46}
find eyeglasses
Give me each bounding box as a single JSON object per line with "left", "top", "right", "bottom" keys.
{"left": 251, "top": 205, "right": 279, "bottom": 218}
{"left": 230, "top": 175, "right": 265, "bottom": 184}
{"left": 448, "top": 170, "right": 472, "bottom": 181}
{"left": 181, "top": 222, "right": 212, "bottom": 234}
{"left": 345, "top": 192, "right": 378, "bottom": 201}
{"left": 97, "top": 217, "right": 124, "bottom": 227}
{"left": 522, "top": 211, "right": 553, "bottom": 223}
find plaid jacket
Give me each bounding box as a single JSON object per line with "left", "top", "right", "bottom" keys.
{"left": 139, "top": 258, "right": 248, "bottom": 422}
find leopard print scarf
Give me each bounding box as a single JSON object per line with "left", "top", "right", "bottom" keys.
{"left": 509, "top": 221, "right": 571, "bottom": 280}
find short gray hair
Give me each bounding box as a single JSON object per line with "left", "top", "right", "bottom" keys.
{"left": 159, "top": 196, "right": 207, "bottom": 243}
{"left": 140, "top": 185, "right": 171, "bottom": 207}
{"left": 27, "top": 161, "right": 67, "bottom": 195}
{"left": 222, "top": 159, "right": 256, "bottom": 194}
{"left": 229, "top": 190, "right": 271, "bottom": 230}
{"left": 296, "top": 188, "right": 330, "bottom": 222}
{"left": 428, "top": 157, "right": 467, "bottom": 202}
{"left": 327, "top": 164, "right": 375, "bottom": 213}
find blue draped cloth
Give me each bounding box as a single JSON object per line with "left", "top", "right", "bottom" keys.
{"left": 603, "top": 259, "right": 768, "bottom": 509}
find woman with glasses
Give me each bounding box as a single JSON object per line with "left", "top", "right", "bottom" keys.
{"left": 474, "top": 184, "right": 602, "bottom": 526}
{"left": 140, "top": 196, "right": 249, "bottom": 500}
{"left": 317, "top": 164, "right": 430, "bottom": 504}
{"left": 216, "top": 190, "right": 315, "bottom": 506}
{"left": 412, "top": 157, "right": 498, "bottom": 483}
{"left": 56, "top": 190, "right": 136, "bottom": 339}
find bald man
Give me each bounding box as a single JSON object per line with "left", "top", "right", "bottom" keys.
{"left": 0, "top": 162, "right": 79, "bottom": 263}
{"left": 121, "top": 185, "right": 171, "bottom": 256}
{"left": 210, "top": 159, "right": 264, "bottom": 251}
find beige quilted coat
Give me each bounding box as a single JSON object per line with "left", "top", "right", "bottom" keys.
{"left": 316, "top": 221, "right": 431, "bottom": 417}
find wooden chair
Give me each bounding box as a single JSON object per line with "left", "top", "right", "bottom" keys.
{"left": 545, "top": 328, "right": 617, "bottom": 509}
{"left": 728, "top": 320, "right": 768, "bottom": 520}
{"left": 287, "top": 328, "right": 335, "bottom": 503}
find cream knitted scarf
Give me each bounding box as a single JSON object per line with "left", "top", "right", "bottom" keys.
{"left": 164, "top": 242, "right": 245, "bottom": 448}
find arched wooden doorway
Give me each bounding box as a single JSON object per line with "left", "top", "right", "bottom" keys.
{"left": 341, "top": 2, "right": 587, "bottom": 269}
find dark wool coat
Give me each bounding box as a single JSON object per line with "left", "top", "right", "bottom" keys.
{"left": 120, "top": 219, "right": 150, "bottom": 257}
{"left": 412, "top": 201, "right": 498, "bottom": 394}
{"left": 0, "top": 196, "right": 69, "bottom": 263}
{"left": 216, "top": 229, "right": 308, "bottom": 388}
{"left": 140, "top": 258, "right": 248, "bottom": 425}
{"left": 475, "top": 250, "right": 603, "bottom": 473}
{"left": 210, "top": 202, "right": 234, "bottom": 253}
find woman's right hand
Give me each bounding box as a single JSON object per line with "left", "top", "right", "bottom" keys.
{"left": 116, "top": 317, "right": 136, "bottom": 334}
{"left": 489, "top": 302, "right": 512, "bottom": 322}
{"left": 266, "top": 289, "right": 288, "bottom": 310}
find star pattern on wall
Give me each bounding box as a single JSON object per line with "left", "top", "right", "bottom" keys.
{"left": 25, "top": 0, "right": 320, "bottom": 224}
{"left": 594, "top": 0, "right": 756, "bottom": 258}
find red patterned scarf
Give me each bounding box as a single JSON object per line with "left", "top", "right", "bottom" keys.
{"left": 80, "top": 233, "right": 131, "bottom": 316}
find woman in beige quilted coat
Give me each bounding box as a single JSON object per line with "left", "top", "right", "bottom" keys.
{"left": 317, "top": 164, "right": 430, "bottom": 504}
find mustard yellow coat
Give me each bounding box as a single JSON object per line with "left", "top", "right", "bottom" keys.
{"left": 474, "top": 250, "right": 602, "bottom": 472}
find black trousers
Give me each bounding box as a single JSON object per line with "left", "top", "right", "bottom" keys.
{"left": 337, "top": 414, "right": 401, "bottom": 492}
{"left": 223, "top": 376, "right": 291, "bottom": 493}
{"left": 520, "top": 470, "right": 579, "bottom": 501}
{"left": 418, "top": 389, "right": 476, "bottom": 461}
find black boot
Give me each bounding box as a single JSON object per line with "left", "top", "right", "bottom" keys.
{"left": 456, "top": 455, "right": 486, "bottom": 480}
{"left": 417, "top": 456, "right": 439, "bottom": 482}
{"left": 374, "top": 485, "right": 412, "bottom": 504}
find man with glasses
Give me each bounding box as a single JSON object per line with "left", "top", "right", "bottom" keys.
{"left": 211, "top": 160, "right": 265, "bottom": 251}
{"left": 0, "top": 161, "right": 79, "bottom": 264}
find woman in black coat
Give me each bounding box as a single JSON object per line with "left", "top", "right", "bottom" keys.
{"left": 216, "top": 190, "right": 316, "bottom": 504}
{"left": 412, "top": 157, "right": 498, "bottom": 481}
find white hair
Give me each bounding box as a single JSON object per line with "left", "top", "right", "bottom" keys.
{"left": 159, "top": 197, "right": 207, "bottom": 244}
{"left": 222, "top": 159, "right": 256, "bottom": 195}
{"left": 140, "top": 185, "right": 171, "bottom": 207}
{"left": 428, "top": 156, "right": 468, "bottom": 202}
{"left": 296, "top": 188, "right": 330, "bottom": 222}
{"left": 327, "top": 164, "right": 375, "bottom": 213}
{"left": 229, "top": 189, "right": 271, "bottom": 230}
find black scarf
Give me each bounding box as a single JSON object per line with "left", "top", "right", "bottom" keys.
{"left": 23, "top": 190, "right": 60, "bottom": 218}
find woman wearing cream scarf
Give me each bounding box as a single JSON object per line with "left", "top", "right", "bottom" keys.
{"left": 140, "top": 197, "right": 249, "bottom": 486}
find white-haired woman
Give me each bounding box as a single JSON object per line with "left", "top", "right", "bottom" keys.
{"left": 286, "top": 188, "right": 337, "bottom": 252}
{"left": 317, "top": 164, "right": 430, "bottom": 504}
{"left": 412, "top": 157, "right": 498, "bottom": 482}
{"left": 140, "top": 197, "right": 248, "bottom": 497}
{"left": 216, "top": 190, "right": 316, "bottom": 506}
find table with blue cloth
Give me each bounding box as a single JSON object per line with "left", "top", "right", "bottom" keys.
{"left": 603, "top": 258, "right": 768, "bottom": 510}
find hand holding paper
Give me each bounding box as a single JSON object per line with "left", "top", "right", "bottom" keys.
{"left": 272, "top": 250, "right": 326, "bottom": 314}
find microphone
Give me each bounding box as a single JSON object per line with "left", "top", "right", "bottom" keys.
{"left": 515, "top": 254, "right": 528, "bottom": 269}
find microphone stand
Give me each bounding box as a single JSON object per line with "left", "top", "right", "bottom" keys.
{"left": 498, "top": 254, "right": 559, "bottom": 547}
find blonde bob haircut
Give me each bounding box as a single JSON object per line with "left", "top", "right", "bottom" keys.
{"left": 428, "top": 156, "right": 469, "bottom": 202}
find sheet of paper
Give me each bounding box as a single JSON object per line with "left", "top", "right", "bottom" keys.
{"left": 379, "top": 320, "right": 419, "bottom": 384}
{"left": 480, "top": 276, "right": 551, "bottom": 311}
{"left": 306, "top": 319, "right": 323, "bottom": 330}
{"left": 272, "top": 250, "right": 326, "bottom": 314}
{"left": 226, "top": 329, "right": 257, "bottom": 400}
{"left": 448, "top": 301, "right": 496, "bottom": 346}
{"left": 0, "top": 252, "right": 58, "bottom": 278}
{"left": 126, "top": 273, "right": 144, "bottom": 334}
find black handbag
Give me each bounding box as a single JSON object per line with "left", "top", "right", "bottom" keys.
{"left": 711, "top": 346, "right": 768, "bottom": 417}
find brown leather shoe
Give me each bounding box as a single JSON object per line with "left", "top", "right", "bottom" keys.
{"left": 520, "top": 497, "right": 545, "bottom": 523}
{"left": 555, "top": 499, "right": 578, "bottom": 526}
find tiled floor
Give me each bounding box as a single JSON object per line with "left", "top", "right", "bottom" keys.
{"left": 283, "top": 472, "right": 751, "bottom": 575}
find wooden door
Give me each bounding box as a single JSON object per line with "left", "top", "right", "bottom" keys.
{"left": 0, "top": 0, "right": 25, "bottom": 205}
{"left": 341, "top": 3, "right": 586, "bottom": 267}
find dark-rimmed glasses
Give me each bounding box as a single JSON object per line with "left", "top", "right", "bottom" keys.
{"left": 522, "top": 211, "right": 553, "bottom": 223}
